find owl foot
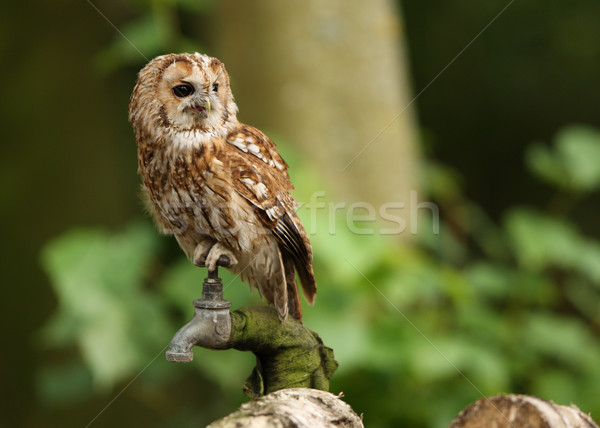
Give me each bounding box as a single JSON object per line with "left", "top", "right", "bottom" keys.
{"left": 193, "top": 240, "right": 216, "bottom": 267}
{"left": 205, "top": 242, "right": 238, "bottom": 272}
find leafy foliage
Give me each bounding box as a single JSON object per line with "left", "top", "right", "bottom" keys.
{"left": 40, "top": 224, "right": 171, "bottom": 390}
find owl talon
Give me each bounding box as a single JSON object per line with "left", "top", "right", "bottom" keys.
{"left": 193, "top": 256, "right": 207, "bottom": 268}
{"left": 205, "top": 243, "right": 237, "bottom": 272}
{"left": 193, "top": 240, "right": 216, "bottom": 267}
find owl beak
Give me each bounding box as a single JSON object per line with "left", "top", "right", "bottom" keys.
{"left": 190, "top": 99, "right": 211, "bottom": 118}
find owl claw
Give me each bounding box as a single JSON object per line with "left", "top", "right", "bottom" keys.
{"left": 205, "top": 243, "right": 237, "bottom": 272}
{"left": 193, "top": 240, "right": 215, "bottom": 267}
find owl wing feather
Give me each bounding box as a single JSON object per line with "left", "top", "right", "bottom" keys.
{"left": 225, "top": 124, "right": 317, "bottom": 312}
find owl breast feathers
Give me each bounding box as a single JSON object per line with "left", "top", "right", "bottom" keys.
{"left": 128, "top": 53, "right": 316, "bottom": 321}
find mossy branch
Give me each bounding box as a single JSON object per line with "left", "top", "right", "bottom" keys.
{"left": 229, "top": 306, "right": 338, "bottom": 398}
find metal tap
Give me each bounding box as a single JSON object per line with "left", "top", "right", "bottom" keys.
{"left": 166, "top": 264, "right": 232, "bottom": 362}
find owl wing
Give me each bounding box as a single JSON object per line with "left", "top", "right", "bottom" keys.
{"left": 225, "top": 124, "right": 317, "bottom": 308}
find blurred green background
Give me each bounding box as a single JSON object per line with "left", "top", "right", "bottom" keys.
{"left": 2, "top": 1, "right": 600, "bottom": 427}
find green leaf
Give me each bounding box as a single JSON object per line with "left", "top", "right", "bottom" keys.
{"left": 526, "top": 125, "right": 600, "bottom": 191}
{"left": 94, "top": 15, "right": 164, "bottom": 73}
{"left": 526, "top": 141, "right": 567, "bottom": 188}
{"left": 556, "top": 125, "right": 600, "bottom": 191}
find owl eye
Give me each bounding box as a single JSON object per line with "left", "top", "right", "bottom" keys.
{"left": 212, "top": 83, "right": 219, "bottom": 92}
{"left": 172, "top": 84, "right": 194, "bottom": 98}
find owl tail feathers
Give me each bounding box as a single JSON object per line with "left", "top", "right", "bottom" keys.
{"left": 282, "top": 255, "right": 317, "bottom": 323}
{"left": 275, "top": 260, "right": 315, "bottom": 323}
{"left": 271, "top": 250, "right": 289, "bottom": 322}
{"left": 283, "top": 257, "right": 303, "bottom": 321}
{"left": 274, "top": 252, "right": 317, "bottom": 323}
{"left": 294, "top": 259, "right": 317, "bottom": 306}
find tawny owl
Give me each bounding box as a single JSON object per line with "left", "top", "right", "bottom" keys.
{"left": 129, "top": 53, "right": 316, "bottom": 321}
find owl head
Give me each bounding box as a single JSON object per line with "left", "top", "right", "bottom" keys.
{"left": 130, "top": 53, "right": 238, "bottom": 136}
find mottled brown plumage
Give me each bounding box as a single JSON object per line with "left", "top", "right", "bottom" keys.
{"left": 129, "top": 53, "right": 316, "bottom": 321}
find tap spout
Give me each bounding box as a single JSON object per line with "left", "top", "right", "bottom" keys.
{"left": 166, "top": 270, "right": 232, "bottom": 362}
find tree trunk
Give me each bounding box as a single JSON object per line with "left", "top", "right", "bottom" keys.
{"left": 216, "top": 0, "right": 419, "bottom": 226}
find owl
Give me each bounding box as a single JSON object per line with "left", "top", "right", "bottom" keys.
{"left": 129, "top": 53, "right": 316, "bottom": 321}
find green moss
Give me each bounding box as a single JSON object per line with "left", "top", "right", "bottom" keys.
{"left": 230, "top": 306, "right": 338, "bottom": 398}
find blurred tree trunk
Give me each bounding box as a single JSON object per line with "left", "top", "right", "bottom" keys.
{"left": 216, "top": 0, "right": 419, "bottom": 234}
{"left": 449, "top": 394, "right": 599, "bottom": 428}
